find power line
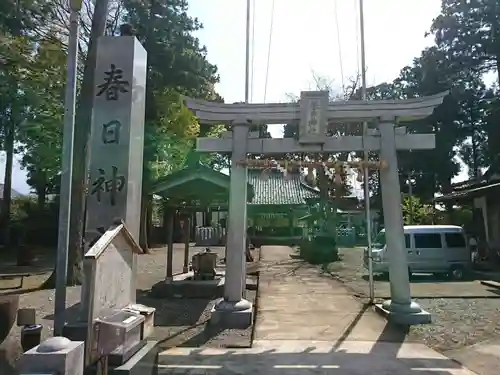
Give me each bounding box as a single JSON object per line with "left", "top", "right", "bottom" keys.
{"left": 333, "top": 0, "right": 345, "bottom": 92}
{"left": 263, "top": 0, "right": 275, "bottom": 103}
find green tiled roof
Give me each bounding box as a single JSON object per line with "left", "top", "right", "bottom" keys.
{"left": 248, "top": 169, "right": 319, "bottom": 205}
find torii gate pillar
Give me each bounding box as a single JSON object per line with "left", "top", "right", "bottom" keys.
{"left": 376, "top": 117, "right": 431, "bottom": 324}
{"left": 210, "top": 124, "right": 253, "bottom": 328}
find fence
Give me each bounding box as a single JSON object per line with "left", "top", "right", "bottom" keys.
{"left": 195, "top": 226, "right": 226, "bottom": 246}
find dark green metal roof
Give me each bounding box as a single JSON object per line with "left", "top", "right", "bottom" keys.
{"left": 150, "top": 164, "right": 319, "bottom": 206}
{"left": 248, "top": 169, "right": 319, "bottom": 205}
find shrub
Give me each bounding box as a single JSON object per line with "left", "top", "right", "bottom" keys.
{"left": 10, "top": 196, "right": 59, "bottom": 247}
{"left": 299, "top": 234, "right": 339, "bottom": 265}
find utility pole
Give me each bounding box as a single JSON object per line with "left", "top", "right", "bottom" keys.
{"left": 245, "top": 0, "right": 251, "bottom": 103}
{"left": 359, "top": 0, "right": 375, "bottom": 303}
{"left": 54, "top": 0, "right": 82, "bottom": 336}
{"left": 240, "top": 0, "right": 252, "bottom": 295}
{"left": 67, "top": 0, "right": 110, "bottom": 284}
{"left": 408, "top": 174, "right": 414, "bottom": 225}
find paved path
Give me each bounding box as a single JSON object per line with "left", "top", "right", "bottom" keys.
{"left": 159, "top": 246, "right": 478, "bottom": 374}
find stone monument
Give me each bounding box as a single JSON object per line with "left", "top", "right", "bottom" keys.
{"left": 57, "top": 35, "right": 156, "bottom": 374}
{"left": 85, "top": 35, "right": 147, "bottom": 303}
{"left": 184, "top": 91, "right": 448, "bottom": 326}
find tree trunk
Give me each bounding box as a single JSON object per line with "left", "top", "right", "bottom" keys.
{"left": 139, "top": 194, "right": 149, "bottom": 250}
{"left": 1, "top": 109, "right": 15, "bottom": 247}
{"left": 146, "top": 195, "right": 153, "bottom": 248}
{"left": 35, "top": 171, "right": 47, "bottom": 211}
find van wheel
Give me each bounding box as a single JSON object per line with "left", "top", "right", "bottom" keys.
{"left": 449, "top": 265, "right": 465, "bottom": 280}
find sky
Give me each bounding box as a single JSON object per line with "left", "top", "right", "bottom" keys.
{"left": 4, "top": 0, "right": 470, "bottom": 195}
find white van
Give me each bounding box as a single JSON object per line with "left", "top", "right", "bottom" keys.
{"left": 364, "top": 225, "right": 471, "bottom": 280}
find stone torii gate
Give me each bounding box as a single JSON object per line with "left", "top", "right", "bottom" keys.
{"left": 184, "top": 90, "right": 448, "bottom": 327}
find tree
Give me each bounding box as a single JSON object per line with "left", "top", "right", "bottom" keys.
{"left": 121, "top": 0, "right": 220, "bottom": 248}
{"left": 17, "top": 37, "right": 66, "bottom": 208}
{"left": 429, "top": 0, "right": 500, "bottom": 165}
{"left": 402, "top": 196, "right": 435, "bottom": 225}
{"left": 362, "top": 46, "right": 490, "bottom": 213}
{"left": 430, "top": 0, "right": 500, "bottom": 82}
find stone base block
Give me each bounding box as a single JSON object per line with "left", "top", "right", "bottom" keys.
{"left": 210, "top": 303, "right": 253, "bottom": 329}
{"left": 108, "top": 339, "right": 147, "bottom": 366}
{"left": 150, "top": 272, "right": 225, "bottom": 299}
{"left": 375, "top": 303, "right": 432, "bottom": 325}
{"left": 110, "top": 340, "right": 158, "bottom": 375}
{"left": 151, "top": 272, "right": 257, "bottom": 299}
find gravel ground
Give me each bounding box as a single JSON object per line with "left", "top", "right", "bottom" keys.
{"left": 328, "top": 247, "right": 500, "bottom": 353}
{"left": 0, "top": 244, "right": 259, "bottom": 370}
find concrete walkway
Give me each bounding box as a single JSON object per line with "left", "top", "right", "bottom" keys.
{"left": 159, "top": 246, "right": 478, "bottom": 374}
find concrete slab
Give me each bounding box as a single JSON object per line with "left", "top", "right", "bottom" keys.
{"left": 445, "top": 339, "right": 500, "bottom": 375}
{"left": 258, "top": 294, "right": 359, "bottom": 312}
{"left": 255, "top": 246, "right": 393, "bottom": 342}
{"left": 254, "top": 311, "right": 395, "bottom": 341}
{"left": 158, "top": 340, "right": 478, "bottom": 374}
{"left": 480, "top": 280, "right": 500, "bottom": 289}
{"left": 156, "top": 245, "right": 478, "bottom": 374}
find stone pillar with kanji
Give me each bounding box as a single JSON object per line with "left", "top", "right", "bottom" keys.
{"left": 85, "top": 36, "right": 147, "bottom": 301}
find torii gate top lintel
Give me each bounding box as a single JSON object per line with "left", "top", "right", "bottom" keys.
{"left": 183, "top": 90, "right": 449, "bottom": 125}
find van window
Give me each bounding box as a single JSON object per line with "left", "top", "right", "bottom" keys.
{"left": 445, "top": 233, "right": 466, "bottom": 248}
{"left": 372, "top": 232, "right": 411, "bottom": 248}
{"left": 414, "top": 233, "right": 442, "bottom": 248}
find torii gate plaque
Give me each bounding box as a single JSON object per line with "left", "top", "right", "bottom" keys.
{"left": 185, "top": 91, "right": 447, "bottom": 327}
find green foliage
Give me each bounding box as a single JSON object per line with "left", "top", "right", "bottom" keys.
{"left": 429, "top": 0, "right": 500, "bottom": 171}
{"left": 401, "top": 196, "right": 435, "bottom": 225}
{"left": 299, "top": 235, "right": 339, "bottom": 265}
{"left": 430, "top": 0, "right": 500, "bottom": 76}
{"left": 0, "top": 0, "right": 222, "bottom": 205}
{"left": 10, "top": 196, "right": 59, "bottom": 246}
{"left": 120, "top": 0, "right": 221, "bottom": 188}
{"left": 3, "top": 0, "right": 500, "bottom": 250}
{"left": 17, "top": 37, "right": 66, "bottom": 197}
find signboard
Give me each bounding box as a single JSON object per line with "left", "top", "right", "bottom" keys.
{"left": 299, "top": 90, "right": 328, "bottom": 144}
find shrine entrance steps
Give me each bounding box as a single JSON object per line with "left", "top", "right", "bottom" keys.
{"left": 157, "top": 246, "right": 477, "bottom": 374}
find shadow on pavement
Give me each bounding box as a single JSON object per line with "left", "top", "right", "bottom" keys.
{"left": 361, "top": 273, "right": 483, "bottom": 284}
{"left": 136, "top": 289, "right": 211, "bottom": 327}
{"left": 158, "top": 322, "right": 468, "bottom": 374}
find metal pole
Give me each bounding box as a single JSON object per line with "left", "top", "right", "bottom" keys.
{"left": 54, "top": 0, "right": 82, "bottom": 336}
{"left": 408, "top": 175, "right": 413, "bottom": 225}
{"left": 241, "top": 0, "right": 252, "bottom": 295}
{"left": 245, "top": 0, "right": 251, "bottom": 103}
{"left": 359, "top": 0, "right": 375, "bottom": 303}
